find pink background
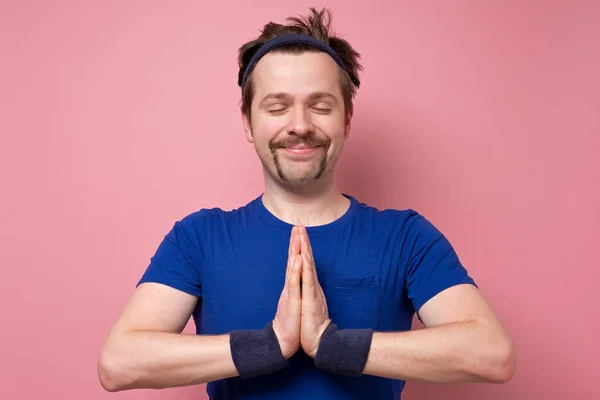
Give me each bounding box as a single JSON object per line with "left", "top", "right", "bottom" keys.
{"left": 1, "top": 1, "right": 599, "bottom": 399}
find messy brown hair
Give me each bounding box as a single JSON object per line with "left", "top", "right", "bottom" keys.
{"left": 237, "top": 7, "right": 363, "bottom": 120}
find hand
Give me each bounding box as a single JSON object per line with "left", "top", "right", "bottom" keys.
{"left": 271, "top": 226, "right": 303, "bottom": 359}
{"left": 298, "top": 226, "right": 332, "bottom": 359}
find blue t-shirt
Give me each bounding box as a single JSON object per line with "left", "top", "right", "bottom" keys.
{"left": 138, "top": 194, "right": 476, "bottom": 399}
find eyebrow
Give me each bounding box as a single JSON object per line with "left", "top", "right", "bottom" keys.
{"left": 258, "top": 92, "right": 338, "bottom": 107}
{"left": 258, "top": 93, "right": 292, "bottom": 107}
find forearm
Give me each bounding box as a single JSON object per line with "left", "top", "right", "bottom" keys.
{"left": 363, "top": 320, "right": 516, "bottom": 383}
{"left": 98, "top": 330, "right": 238, "bottom": 391}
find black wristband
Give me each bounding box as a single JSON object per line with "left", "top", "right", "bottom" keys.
{"left": 230, "top": 321, "right": 289, "bottom": 379}
{"left": 314, "top": 322, "right": 374, "bottom": 377}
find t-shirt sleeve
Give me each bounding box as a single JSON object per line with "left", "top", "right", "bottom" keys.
{"left": 401, "top": 211, "right": 477, "bottom": 315}
{"left": 136, "top": 214, "right": 204, "bottom": 297}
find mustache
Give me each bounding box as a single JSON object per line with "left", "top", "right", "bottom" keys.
{"left": 269, "top": 136, "right": 330, "bottom": 150}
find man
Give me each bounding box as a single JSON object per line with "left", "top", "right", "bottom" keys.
{"left": 98, "top": 7, "right": 516, "bottom": 399}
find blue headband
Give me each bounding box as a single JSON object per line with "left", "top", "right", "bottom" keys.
{"left": 239, "top": 34, "right": 347, "bottom": 92}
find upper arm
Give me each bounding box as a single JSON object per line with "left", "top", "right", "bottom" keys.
{"left": 111, "top": 282, "right": 199, "bottom": 334}
{"left": 417, "top": 283, "right": 501, "bottom": 328}
{"left": 110, "top": 214, "right": 206, "bottom": 334}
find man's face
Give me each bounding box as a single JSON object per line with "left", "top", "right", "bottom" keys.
{"left": 243, "top": 51, "right": 351, "bottom": 186}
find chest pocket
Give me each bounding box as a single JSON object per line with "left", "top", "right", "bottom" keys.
{"left": 323, "top": 275, "right": 380, "bottom": 330}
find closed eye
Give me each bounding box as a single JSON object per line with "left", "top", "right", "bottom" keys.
{"left": 312, "top": 105, "right": 332, "bottom": 114}
{"left": 267, "top": 105, "right": 288, "bottom": 114}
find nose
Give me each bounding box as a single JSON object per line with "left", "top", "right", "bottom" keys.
{"left": 287, "top": 106, "right": 314, "bottom": 136}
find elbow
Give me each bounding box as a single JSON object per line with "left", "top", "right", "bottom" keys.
{"left": 482, "top": 336, "right": 517, "bottom": 384}
{"left": 97, "top": 347, "right": 135, "bottom": 392}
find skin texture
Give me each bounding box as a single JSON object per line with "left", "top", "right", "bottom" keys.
{"left": 271, "top": 225, "right": 303, "bottom": 359}
{"left": 272, "top": 225, "right": 332, "bottom": 360}
{"left": 298, "top": 225, "right": 332, "bottom": 359}
{"left": 97, "top": 49, "right": 516, "bottom": 392}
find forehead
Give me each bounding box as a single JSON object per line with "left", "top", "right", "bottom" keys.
{"left": 250, "top": 51, "right": 342, "bottom": 98}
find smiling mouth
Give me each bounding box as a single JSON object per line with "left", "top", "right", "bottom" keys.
{"left": 282, "top": 145, "right": 321, "bottom": 153}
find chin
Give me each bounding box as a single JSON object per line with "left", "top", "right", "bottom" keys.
{"left": 280, "top": 169, "right": 328, "bottom": 185}
{"left": 261, "top": 157, "right": 330, "bottom": 185}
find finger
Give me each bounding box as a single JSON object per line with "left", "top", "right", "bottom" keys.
{"left": 286, "top": 227, "right": 300, "bottom": 281}
{"left": 288, "top": 226, "right": 294, "bottom": 254}
{"left": 291, "top": 227, "right": 301, "bottom": 262}
{"left": 301, "top": 251, "right": 316, "bottom": 298}
{"left": 297, "top": 225, "right": 304, "bottom": 252}
{"left": 292, "top": 226, "right": 300, "bottom": 255}
{"left": 284, "top": 228, "right": 293, "bottom": 285}
{"left": 300, "top": 228, "right": 316, "bottom": 277}
{"left": 299, "top": 226, "right": 317, "bottom": 286}
{"left": 288, "top": 226, "right": 298, "bottom": 260}
{"left": 288, "top": 253, "right": 302, "bottom": 298}
{"left": 300, "top": 226, "right": 314, "bottom": 263}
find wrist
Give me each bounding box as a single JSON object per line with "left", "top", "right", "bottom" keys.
{"left": 314, "top": 322, "right": 374, "bottom": 377}
{"left": 230, "top": 322, "right": 289, "bottom": 379}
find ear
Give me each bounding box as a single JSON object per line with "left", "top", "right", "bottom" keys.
{"left": 241, "top": 108, "right": 253, "bottom": 143}
{"left": 344, "top": 107, "right": 353, "bottom": 139}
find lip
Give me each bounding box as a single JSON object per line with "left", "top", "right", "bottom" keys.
{"left": 281, "top": 146, "right": 322, "bottom": 156}
{"left": 281, "top": 146, "right": 321, "bottom": 155}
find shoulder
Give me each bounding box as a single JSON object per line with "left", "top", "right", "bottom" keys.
{"left": 349, "top": 195, "right": 436, "bottom": 236}
{"left": 171, "top": 196, "right": 260, "bottom": 237}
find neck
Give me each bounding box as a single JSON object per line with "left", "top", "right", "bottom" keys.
{"left": 261, "top": 174, "right": 350, "bottom": 227}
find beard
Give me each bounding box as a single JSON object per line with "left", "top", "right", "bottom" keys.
{"left": 267, "top": 134, "right": 332, "bottom": 183}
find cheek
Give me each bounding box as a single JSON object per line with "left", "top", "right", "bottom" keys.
{"left": 252, "top": 118, "right": 285, "bottom": 144}
{"left": 314, "top": 110, "right": 346, "bottom": 130}
{"left": 314, "top": 117, "right": 346, "bottom": 142}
